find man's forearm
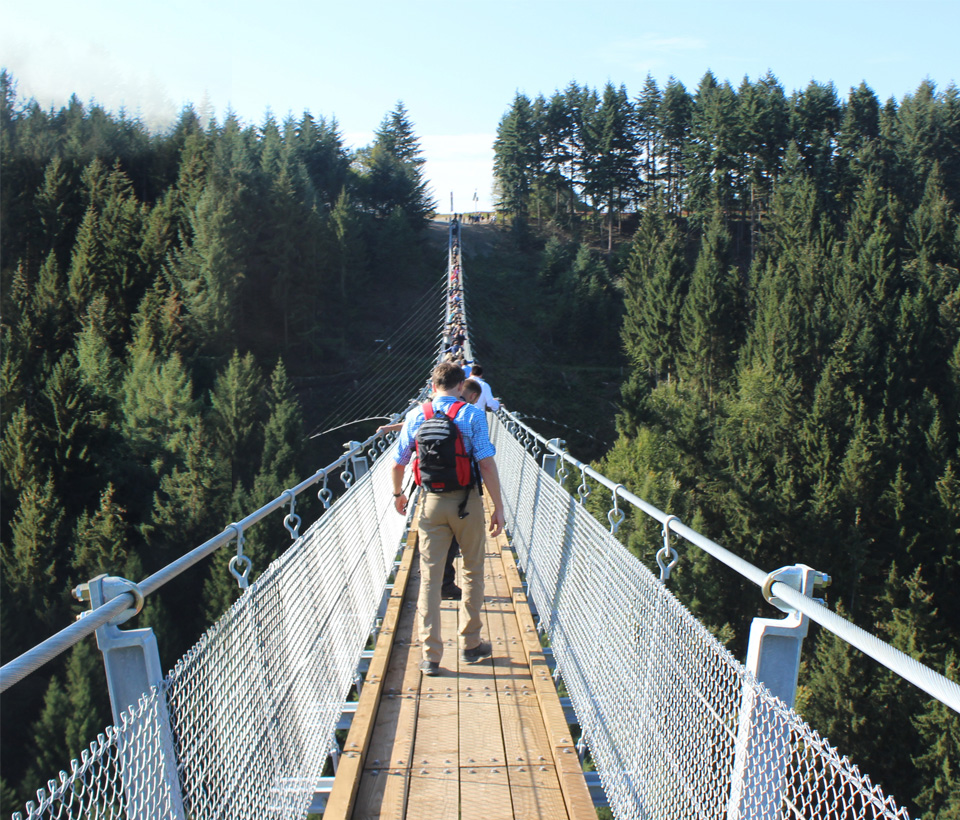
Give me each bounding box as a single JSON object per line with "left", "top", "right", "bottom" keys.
{"left": 478, "top": 457, "right": 504, "bottom": 511}
{"left": 392, "top": 462, "right": 406, "bottom": 495}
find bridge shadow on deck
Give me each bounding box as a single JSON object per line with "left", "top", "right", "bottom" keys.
{"left": 323, "top": 500, "right": 595, "bottom": 820}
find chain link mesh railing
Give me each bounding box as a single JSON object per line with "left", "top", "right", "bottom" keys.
{"left": 15, "top": 442, "right": 408, "bottom": 820}
{"left": 490, "top": 414, "right": 910, "bottom": 820}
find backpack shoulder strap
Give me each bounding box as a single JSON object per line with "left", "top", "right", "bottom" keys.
{"left": 422, "top": 401, "right": 434, "bottom": 420}
{"left": 445, "top": 400, "right": 466, "bottom": 419}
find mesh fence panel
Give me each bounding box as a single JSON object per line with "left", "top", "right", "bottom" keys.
{"left": 490, "top": 415, "right": 910, "bottom": 820}
{"left": 15, "top": 443, "right": 407, "bottom": 820}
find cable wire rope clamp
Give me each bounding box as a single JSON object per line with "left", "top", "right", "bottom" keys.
{"left": 227, "top": 523, "right": 252, "bottom": 590}
{"left": 74, "top": 576, "right": 145, "bottom": 627}
{"left": 657, "top": 515, "right": 682, "bottom": 582}
{"left": 762, "top": 564, "right": 830, "bottom": 614}
{"left": 607, "top": 485, "right": 625, "bottom": 535}
{"left": 282, "top": 490, "right": 301, "bottom": 540}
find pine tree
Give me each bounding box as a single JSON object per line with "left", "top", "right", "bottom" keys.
{"left": 837, "top": 82, "right": 882, "bottom": 209}
{"left": 1, "top": 473, "right": 68, "bottom": 631}
{"left": 678, "top": 210, "right": 740, "bottom": 401}
{"left": 791, "top": 80, "right": 842, "bottom": 187}
{"left": 621, "top": 200, "right": 687, "bottom": 385}
{"left": 330, "top": 188, "right": 366, "bottom": 303}
{"left": 0, "top": 405, "right": 41, "bottom": 502}
{"left": 912, "top": 651, "right": 960, "bottom": 819}
{"left": 71, "top": 484, "right": 129, "bottom": 582}
{"left": 584, "top": 83, "right": 637, "bottom": 251}
{"left": 294, "top": 113, "right": 349, "bottom": 207}
{"left": 22, "top": 641, "right": 111, "bottom": 795}
{"left": 207, "top": 350, "right": 265, "bottom": 490}
{"left": 539, "top": 91, "right": 575, "bottom": 222}
{"left": 75, "top": 295, "right": 120, "bottom": 407}
{"left": 737, "top": 72, "right": 789, "bottom": 257}
{"left": 659, "top": 78, "right": 693, "bottom": 214}
{"left": 686, "top": 72, "right": 740, "bottom": 218}
{"left": 39, "top": 351, "right": 106, "bottom": 510}
{"left": 897, "top": 80, "right": 944, "bottom": 201}
{"left": 167, "top": 186, "right": 242, "bottom": 353}
{"left": 21, "top": 674, "right": 71, "bottom": 792}
{"left": 67, "top": 161, "right": 147, "bottom": 343}
{"left": 32, "top": 251, "right": 74, "bottom": 357}
{"left": 253, "top": 359, "right": 304, "bottom": 504}
{"left": 635, "top": 75, "right": 661, "bottom": 200}
{"left": 34, "top": 156, "right": 80, "bottom": 265}
{"left": 362, "top": 102, "right": 434, "bottom": 226}
{"left": 493, "top": 93, "right": 537, "bottom": 232}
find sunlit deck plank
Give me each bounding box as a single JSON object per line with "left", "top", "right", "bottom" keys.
{"left": 330, "top": 494, "right": 594, "bottom": 820}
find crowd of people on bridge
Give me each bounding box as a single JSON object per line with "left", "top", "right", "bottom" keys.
{"left": 387, "top": 216, "right": 506, "bottom": 677}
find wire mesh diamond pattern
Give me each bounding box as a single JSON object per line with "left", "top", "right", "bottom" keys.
{"left": 15, "top": 448, "right": 407, "bottom": 820}
{"left": 490, "top": 415, "right": 910, "bottom": 820}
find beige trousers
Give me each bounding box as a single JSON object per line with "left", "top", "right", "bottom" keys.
{"left": 417, "top": 490, "right": 486, "bottom": 662}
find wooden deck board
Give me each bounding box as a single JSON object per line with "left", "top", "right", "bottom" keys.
{"left": 350, "top": 769, "right": 409, "bottom": 820}
{"left": 333, "top": 494, "right": 594, "bottom": 820}
{"left": 405, "top": 765, "right": 458, "bottom": 818}
{"left": 506, "top": 764, "right": 568, "bottom": 819}
{"left": 366, "top": 587, "right": 422, "bottom": 769}
{"left": 460, "top": 766, "right": 514, "bottom": 820}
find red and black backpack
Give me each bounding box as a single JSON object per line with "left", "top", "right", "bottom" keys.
{"left": 412, "top": 401, "right": 475, "bottom": 492}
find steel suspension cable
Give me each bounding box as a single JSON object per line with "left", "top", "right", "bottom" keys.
{"left": 310, "top": 278, "right": 446, "bottom": 435}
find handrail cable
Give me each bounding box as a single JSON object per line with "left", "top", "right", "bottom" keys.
{"left": 498, "top": 408, "right": 960, "bottom": 715}
{"left": 0, "top": 433, "right": 382, "bottom": 694}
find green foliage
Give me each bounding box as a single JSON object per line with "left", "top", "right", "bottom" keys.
{"left": 494, "top": 93, "right": 538, "bottom": 234}
{"left": 489, "top": 72, "right": 960, "bottom": 813}
{"left": 1, "top": 75, "right": 439, "bottom": 804}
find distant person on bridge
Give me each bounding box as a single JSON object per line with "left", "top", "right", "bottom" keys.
{"left": 467, "top": 364, "right": 500, "bottom": 412}
{"left": 392, "top": 362, "right": 505, "bottom": 676}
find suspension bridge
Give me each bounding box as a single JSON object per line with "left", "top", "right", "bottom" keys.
{"left": 2, "top": 219, "right": 958, "bottom": 820}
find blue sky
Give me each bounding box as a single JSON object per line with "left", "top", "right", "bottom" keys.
{"left": 2, "top": 0, "right": 957, "bottom": 212}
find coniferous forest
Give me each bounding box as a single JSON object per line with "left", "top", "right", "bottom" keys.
{"left": 1, "top": 64, "right": 959, "bottom": 818}
{"left": 488, "top": 74, "right": 960, "bottom": 818}
{"left": 0, "top": 69, "right": 437, "bottom": 811}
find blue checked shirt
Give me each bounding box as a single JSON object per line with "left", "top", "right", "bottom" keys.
{"left": 394, "top": 396, "right": 496, "bottom": 467}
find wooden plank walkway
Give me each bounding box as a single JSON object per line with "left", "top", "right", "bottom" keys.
{"left": 324, "top": 497, "right": 595, "bottom": 820}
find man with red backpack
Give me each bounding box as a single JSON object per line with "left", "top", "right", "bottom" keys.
{"left": 391, "top": 362, "right": 506, "bottom": 676}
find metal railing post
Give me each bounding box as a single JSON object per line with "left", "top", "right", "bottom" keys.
{"left": 77, "top": 575, "right": 186, "bottom": 819}
{"left": 542, "top": 437, "right": 563, "bottom": 478}
{"left": 726, "top": 564, "right": 829, "bottom": 820}
{"left": 346, "top": 440, "right": 370, "bottom": 479}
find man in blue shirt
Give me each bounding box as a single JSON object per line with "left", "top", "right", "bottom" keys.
{"left": 392, "top": 362, "right": 506, "bottom": 676}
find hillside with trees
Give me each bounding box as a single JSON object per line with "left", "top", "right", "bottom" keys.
{"left": 0, "top": 70, "right": 437, "bottom": 811}
{"left": 490, "top": 74, "right": 959, "bottom": 817}
{"left": 2, "top": 64, "right": 959, "bottom": 818}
